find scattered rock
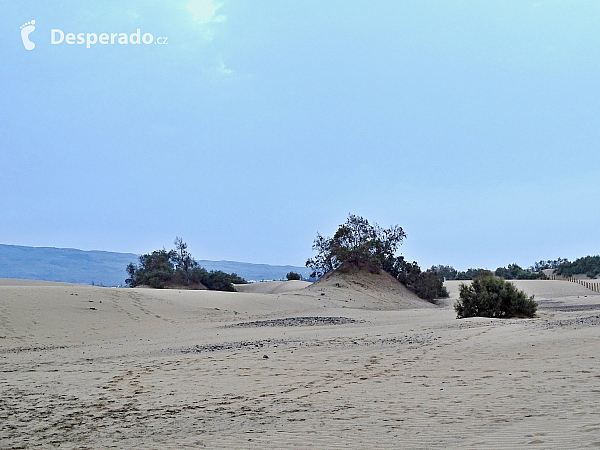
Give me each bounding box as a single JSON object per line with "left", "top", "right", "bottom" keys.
{"left": 229, "top": 317, "right": 363, "bottom": 328}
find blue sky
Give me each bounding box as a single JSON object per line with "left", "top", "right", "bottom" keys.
{"left": 1, "top": 0, "right": 599, "bottom": 270}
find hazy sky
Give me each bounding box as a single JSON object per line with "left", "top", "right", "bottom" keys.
{"left": 2, "top": 1, "right": 599, "bottom": 270}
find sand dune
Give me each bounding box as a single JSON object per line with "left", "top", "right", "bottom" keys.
{"left": 1, "top": 277, "right": 600, "bottom": 448}
{"left": 234, "top": 280, "right": 312, "bottom": 294}
{"left": 302, "top": 265, "right": 434, "bottom": 310}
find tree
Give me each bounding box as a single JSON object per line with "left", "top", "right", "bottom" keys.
{"left": 306, "top": 215, "right": 449, "bottom": 302}
{"left": 286, "top": 271, "right": 301, "bottom": 281}
{"left": 306, "top": 214, "right": 406, "bottom": 278}
{"left": 430, "top": 265, "right": 458, "bottom": 280}
{"left": 455, "top": 268, "right": 490, "bottom": 280}
{"left": 173, "top": 236, "right": 198, "bottom": 286}
{"left": 494, "top": 263, "right": 540, "bottom": 280}
{"left": 555, "top": 255, "right": 600, "bottom": 279}
{"left": 454, "top": 273, "right": 537, "bottom": 319}
{"left": 126, "top": 248, "right": 176, "bottom": 288}
{"left": 126, "top": 238, "right": 247, "bottom": 290}
{"left": 383, "top": 256, "right": 419, "bottom": 284}
{"left": 529, "top": 258, "right": 568, "bottom": 272}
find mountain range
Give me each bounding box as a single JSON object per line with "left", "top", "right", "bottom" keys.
{"left": 0, "top": 244, "right": 311, "bottom": 286}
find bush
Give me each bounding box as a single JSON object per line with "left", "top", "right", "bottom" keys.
{"left": 189, "top": 267, "right": 244, "bottom": 291}
{"left": 454, "top": 273, "right": 537, "bottom": 319}
{"left": 383, "top": 256, "right": 448, "bottom": 302}
{"left": 286, "top": 271, "right": 301, "bottom": 281}
{"left": 412, "top": 270, "right": 449, "bottom": 302}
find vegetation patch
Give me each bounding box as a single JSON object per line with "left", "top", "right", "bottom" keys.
{"left": 454, "top": 273, "right": 537, "bottom": 319}
{"left": 126, "top": 237, "right": 246, "bottom": 291}
{"left": 555, "top": 255, "right": 600, "bottom": 279}
{"left": 306, "top": 214, "right": 447, "bottom": 302}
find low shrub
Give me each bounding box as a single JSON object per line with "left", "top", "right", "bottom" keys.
{"left": 412, "top": 270, "right": 449, "bottom": 302}
{"left": 383, "top": 256, "right": 448, "bottom": 302}
{"left": 454, "top": 273, "right": 537, "bottom": 319}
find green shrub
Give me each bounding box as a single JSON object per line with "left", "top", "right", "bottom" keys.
{"left": 454, "top": 273, "right": 537, "bottom": 319}
{"left": 412, "top": 270, "right": 449, "bottom": 302}
{"left": 383, "top": 256, "right": 448, "bottom": 302}
{"left": 190, "top": 267, "right": 244, "bottom": 291}
{"left": 286, "top": 271, "right": 302, "bottom": 281}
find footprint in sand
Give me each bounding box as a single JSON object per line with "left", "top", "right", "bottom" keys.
{"left": 20, "top": 20, "right": 36, "bottom": 50}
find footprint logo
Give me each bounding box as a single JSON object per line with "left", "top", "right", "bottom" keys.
{"left": 20, "top": 20, "right": 36, "bottom": 50}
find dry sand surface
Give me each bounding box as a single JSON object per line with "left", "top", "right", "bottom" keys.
{"left": 1, "top": 277, "right": 600, "bottom": 448}
{"left": 234, "top": 280, "right": 312, "bottom": 294}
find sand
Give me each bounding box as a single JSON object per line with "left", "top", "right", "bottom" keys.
{"left": 1, "top": 277, "right": 600, "bottom": 448}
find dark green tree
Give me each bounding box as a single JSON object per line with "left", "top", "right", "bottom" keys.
{"left": 529, "top": 258, "right": 568, "bottom": 272}
{"left": 430, "top": 265, "right": 458, "bottom": 280}
{"left": 286, "top": 271, "right": 302, "bottom": 281}
{"left": 494, "top": 263, "right": 540, "bottom": 280}
{"left": 555, "top": 255, "right": 600, "bottom": 279}
{"left": 383, "top": 256, "right": 420, "bottom": 285}
{"left": 126, "top": 249, "right": 176, "bottom": 288}
{"left": 455, "top": 268, "right": 490, "bottom": 280}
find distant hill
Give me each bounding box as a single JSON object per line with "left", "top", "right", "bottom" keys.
{"left": 0, "top": 244, "right": 139, "bottom": 286}
{"left": 0, "top": 244, "right": 311, "bottom": 286}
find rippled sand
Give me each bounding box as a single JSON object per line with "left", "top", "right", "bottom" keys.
{"left": 1, "top": 278, "right": 600, "bottom": 448}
